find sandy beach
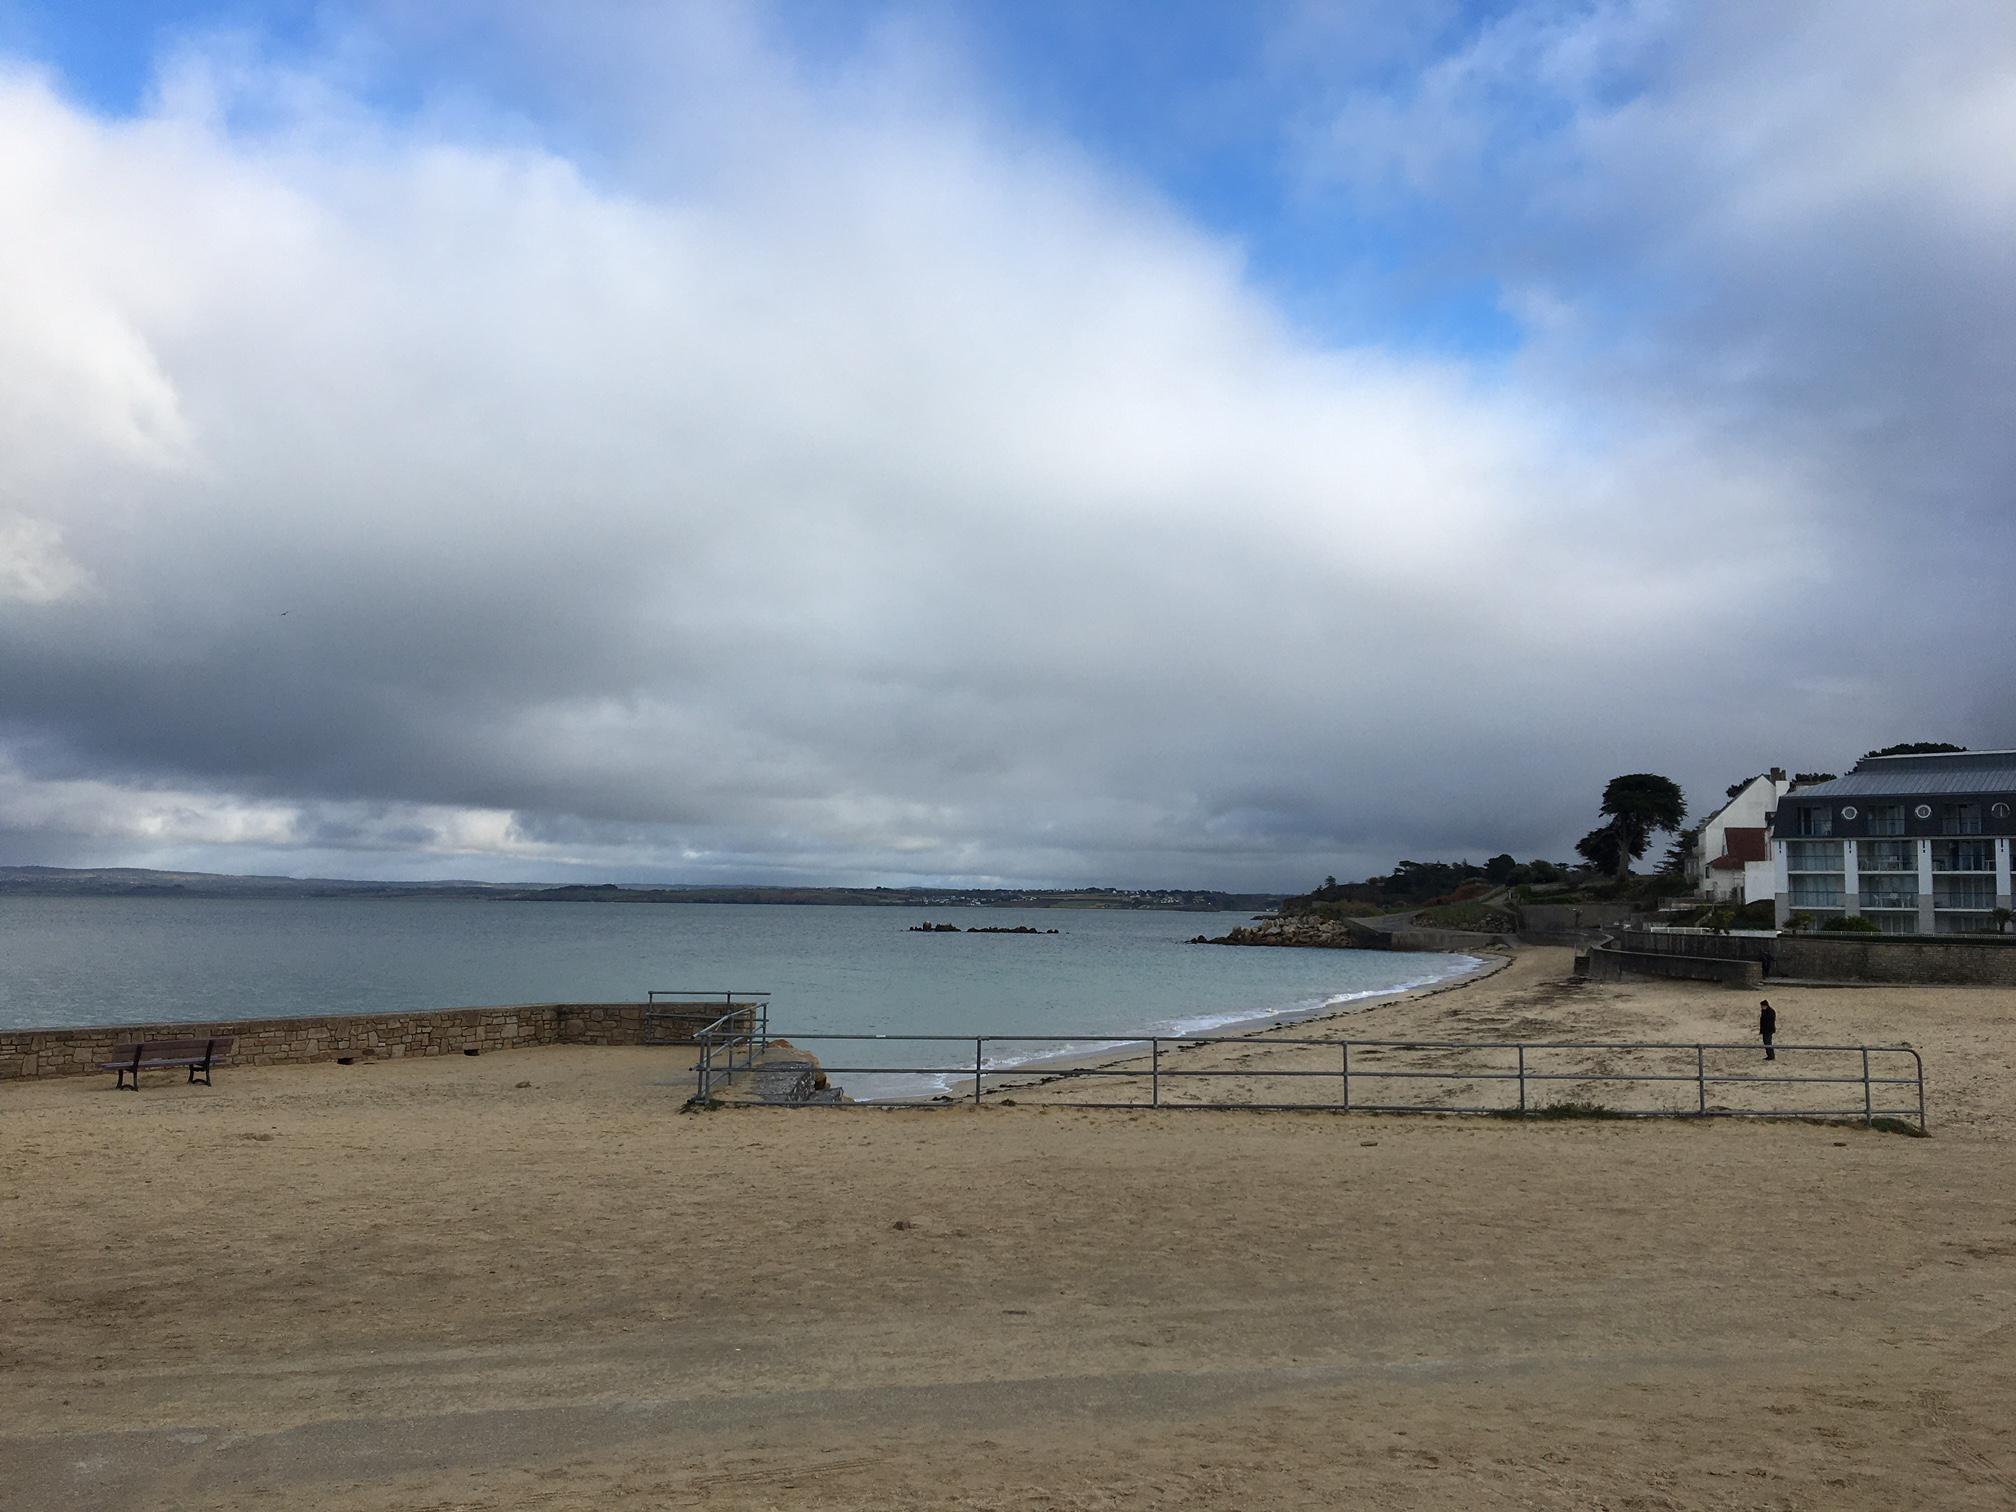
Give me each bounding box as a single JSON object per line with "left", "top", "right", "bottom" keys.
{"left": 6, "top": 947, "right": 2016, "bottom": 1509}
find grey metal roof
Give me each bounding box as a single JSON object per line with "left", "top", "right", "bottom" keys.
{"left": 1786, "top": 767, "right": 2016, "bottom": 799}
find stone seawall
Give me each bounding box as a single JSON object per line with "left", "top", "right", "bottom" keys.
{"left": 1596, "top": 930, "right": 2016, "bottom": 987}
{"left": 0, "top": 1000, "right": 746, "bottom": 1082}
{"left": 1614, "top": 931, "right": 1776, "bottom": 963}
{"left": 1770, "top": 935, "right": 2016, "bottom": 987}
{"left": 1583, "top": 946, "right": 1761, "bottom": 988}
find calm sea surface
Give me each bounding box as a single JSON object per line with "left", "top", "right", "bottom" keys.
{"left": 0, "top": 898, "right": 1479, "bottom": 1095}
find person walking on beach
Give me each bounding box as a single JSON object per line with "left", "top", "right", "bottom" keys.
{"left": 1759, "top": 999, "right": 1777, "bottom": 1062}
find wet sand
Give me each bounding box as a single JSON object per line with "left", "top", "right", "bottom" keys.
{"left": 6, "top": 948, "right": 2016, "bottom": 1509}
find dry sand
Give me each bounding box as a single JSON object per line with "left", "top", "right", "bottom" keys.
{"left": 5, "top": 948, "right": 2016, "bottom": 1509}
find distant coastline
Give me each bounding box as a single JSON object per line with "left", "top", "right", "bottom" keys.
{"left": 0, "top": 865, "right": 1282, "bottom": 913}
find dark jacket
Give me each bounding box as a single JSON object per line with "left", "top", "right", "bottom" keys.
{"left": 1759, "top": 1006, "right": 1777, "bottom": 1038}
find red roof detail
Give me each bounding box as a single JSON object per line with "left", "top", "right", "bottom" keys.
{"left": 1711, "top": 827, "right": 1769, "bottom": 869}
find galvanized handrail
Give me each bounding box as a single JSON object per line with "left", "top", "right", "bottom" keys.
{"left": 674, "top": 997, "right": 770, "bottom": 1087}
{"left": 691, "top": 1030, "right": 1926, "bottom": 1131}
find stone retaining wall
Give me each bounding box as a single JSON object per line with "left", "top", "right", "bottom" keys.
{"left": 1615, "top": 931, "right": 1777, "bottom": 963}
{"left": 1583, "top": 946, "right": 1761, "bottom": 988}
{"left": 0, "top": 1000, "right": 748, "bottom": 1082}
{"left": 1385, "top": 927, "right": 1507, "bottom": 953}
{"left": 1769, "top": 934, "right": 2016, "bottom": 986}
{"left": 1516, "top": 903, "right": 1647, "bottom": 932}
{"left": 1589, "top": 931, "right": 2016, "bottom": 987}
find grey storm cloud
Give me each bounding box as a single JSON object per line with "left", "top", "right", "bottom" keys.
{"left": 1, "top": 2, "right": 2012, "bottom": 888}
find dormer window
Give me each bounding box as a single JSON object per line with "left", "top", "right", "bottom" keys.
{"left": 1792, "top": 808, "right": 1833, "bottom": 837}
{"left": 1940, "top": 803, "right": 1983, "bottom": 836}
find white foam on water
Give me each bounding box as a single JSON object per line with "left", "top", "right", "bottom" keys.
{"left": 852, "top": 953, "right": 1487, "bottom": 1102}
{"left": 1159, "top": 956, "right": 1485, "bottom": 1038}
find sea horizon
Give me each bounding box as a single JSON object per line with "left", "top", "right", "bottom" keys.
{"left": 0, "top": 897, "right": 1479, "bottom": 1063}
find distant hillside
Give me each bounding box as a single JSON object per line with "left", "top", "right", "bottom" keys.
{"left": 0, "top": 866, "right": 1279, "bottom": 912}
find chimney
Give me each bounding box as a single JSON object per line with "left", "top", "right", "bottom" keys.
{"left": 1769, "top": 767, "right": 1786, "bottom": 782}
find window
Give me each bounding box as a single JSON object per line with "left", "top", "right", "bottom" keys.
{"left": 1857, "top": 839, "right": 1914, "bottom": 872}
{"left": 1932, "top": 840, "right": 1994, "bottom": 872}
{"left": 1791, "top": 807, "right": 1833, "bottom": 837}
{"left": 1870, "top": 911, "right": 1920, "bottom": 934}
{"left": 1789, "top": 878, "right": 1845, "bottom": 908}
{"left": 1940, "top": 803, "right": 1983, "bottom": 835}
{"left": 1934, "top": 878, "right": 1996, "bottom": 910}
{"left": 1865, "top": 804, "right": 1906, "bottom": 836}
{"left": 1784, "top": 840, "right": 1843, "bottom": 871}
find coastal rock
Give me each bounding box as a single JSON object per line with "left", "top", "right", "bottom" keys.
{"left": 1199, "top": 916, "right": 1381, "bottom": 949}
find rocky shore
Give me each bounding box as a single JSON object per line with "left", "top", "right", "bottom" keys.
{"left": 1191, "top": 915, "right": 1379, "bottom": 948}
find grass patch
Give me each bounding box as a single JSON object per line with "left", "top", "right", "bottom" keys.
{"left": 1493, "top": 1100, "right": 1629, "bottom": 1121}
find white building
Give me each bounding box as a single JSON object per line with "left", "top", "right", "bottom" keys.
{"left": 1772, "top": 750, "right": 2016, "bottom": 933}
{"left": 1687, "top": 769, "right": 1792, "bottom": 903}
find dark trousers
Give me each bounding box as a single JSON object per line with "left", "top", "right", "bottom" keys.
{"left": 1762, "top": 1031, "right": 1775, "bottom": 1061}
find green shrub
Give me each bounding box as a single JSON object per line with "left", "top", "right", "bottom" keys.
{"left": 1818, "top": 915, "right": 1882, "bottom": 933}
{"left": 1730, "top": 899, "right": 1777, "bottom": 929}
{"left": 1632, "top": 874, "right": 1694, "bottom": 900}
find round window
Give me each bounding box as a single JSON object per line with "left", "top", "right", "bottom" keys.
{"left": 1994, "top": 802, "right": 2011, "bottom": 820}
{"left": 1840, "top": 805, "right": 1858, "bottom": 820}
{"left": 1915, "top": 803, "right": 1933, "bottom": 819}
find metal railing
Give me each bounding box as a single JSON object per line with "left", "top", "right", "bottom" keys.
{"left": 692, "top": 1031, "right": 1926, "bottom": 1131}
{"left": 645, "top": 989, "right": 769, "bottom": 1050}
{"left": 688, "top": 1000, "right": 772, "bottom": 1094}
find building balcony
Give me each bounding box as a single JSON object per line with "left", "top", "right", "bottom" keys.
{"left": 1930, "top": 843, "right": 1995, "bottom": 872}
{"left": 1858, "top": 893, "right": 1919, "bottom": 911}
{"left": 1934, "top": 893, "right": 1998, "bottom": 912}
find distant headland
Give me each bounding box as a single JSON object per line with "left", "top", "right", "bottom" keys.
{"left": 0, "top": 866, "right": 1281, "bottom": 913}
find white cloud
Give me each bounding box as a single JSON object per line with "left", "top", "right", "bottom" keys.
{"left": 1, "top": 6, "right": 2002, "bottom": 885}
{"left": 0, "top": 515, "right": 92, "bottom": 604}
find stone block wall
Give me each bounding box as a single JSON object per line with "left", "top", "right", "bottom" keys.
{"left": 1614, "top": 931, "right": 1777, "bottom": 963}
{"left": 1583, "top": 946, "right": 1761, "bottom": 988}
{"left": 1517, "top": 903, "right": 1646, "bottom": 933}
{"left": 0, "top": 1000, "right": 748, "bottom": 1082}
{"left": 1386, "top": 927, "right": 1507, "bottom": 953}
{"left": 1769, "top": 935, "right": 2016, "bottom": 986}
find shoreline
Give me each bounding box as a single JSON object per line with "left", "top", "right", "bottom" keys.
{"left": 901, "top": 949, "right": 1513, "bottom": 1105}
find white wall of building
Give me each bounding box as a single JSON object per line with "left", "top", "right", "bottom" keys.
{"left": 1689, "top": 771, "right": 1792, "bottom": 901}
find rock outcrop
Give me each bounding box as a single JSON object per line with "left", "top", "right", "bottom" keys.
{"left": 1194, "top": 916, "right": 1388, "bottom": 949}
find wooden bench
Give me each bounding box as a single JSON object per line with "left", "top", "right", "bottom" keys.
{"left": 100, "top": 1037, "right": 236, "bottom": 1091}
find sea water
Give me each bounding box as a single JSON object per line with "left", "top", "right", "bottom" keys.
{"left": 0, "top": 897, "right": 1480, "bottom": 1096}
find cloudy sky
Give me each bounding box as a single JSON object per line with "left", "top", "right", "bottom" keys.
{"left": 1, "top": 1, "right": 2011, "bottom": 889}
